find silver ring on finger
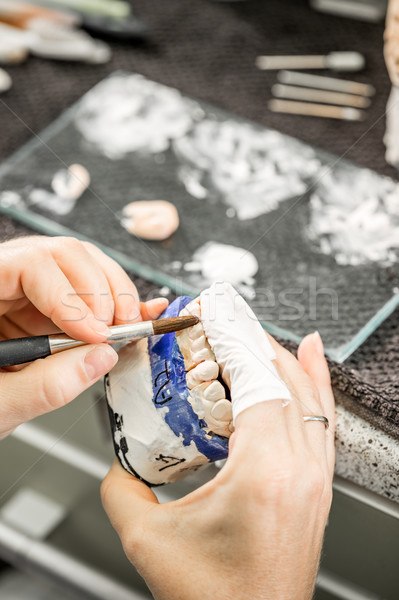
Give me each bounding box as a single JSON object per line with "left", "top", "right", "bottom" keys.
{"left": 303, "top": 415, "right": 329, "bottom": 430}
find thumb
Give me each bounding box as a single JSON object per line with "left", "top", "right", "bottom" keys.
{"left": 0, "top": 343, "right": 118, "bottom": 436}
{"left": 297, "top": 331, "right": 331, "bottom": 390}
{"left": 101, "top": 460, "right": 159, "bottom": 547}
{"left": 140, "top": 297, "right": 169, "bottom": 321}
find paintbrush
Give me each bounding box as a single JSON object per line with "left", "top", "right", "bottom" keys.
{"left": 0, "top": 315, "right": 199, "bottom": 368}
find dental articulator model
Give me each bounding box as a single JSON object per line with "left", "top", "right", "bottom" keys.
{"left": 106, "top": 282, "right": 292, "bottom": 486}
{"left": 0, "top": 281, "right": 291, "bottom": 487}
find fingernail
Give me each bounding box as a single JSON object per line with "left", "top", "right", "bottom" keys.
{"left": 84, "top": 345, "right": 118, "bottom": 380}
{"left": 87, "top": 315, "right": 111, "bottom": 338}
{"left": 116, "top": 295, "right": 141, "bottom": 323}
{"left": 145, "top": 297, "right": 169, "bottom": 318}
{"left": 313, "top": 331, "right": 324, "bottom": 356}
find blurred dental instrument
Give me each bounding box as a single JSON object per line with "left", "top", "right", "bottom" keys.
{"left": 277, "top": 71, "right": 375, "bottom": 96}
{"left": 268, "top": 99, "right": 364, "bottom": 121}
{"left": 31, "top": 0, "right": 131, "bottom": 19}
{"left": 0, "top": 0, "right": 78, "bottom": 28}
{"left": 256, "top": 51, "right": 365, "bottom": 72}
{"left": 272, "top": 84, "right": 371, "bottom": 108}
{"left": 0, "top": 67, "right": 12, "bottom": 93}
{"left": 0, "top": 1, "right": 111, "bottom": 63}
{"left": 26, "top": 0, "right": 148, "bottom": 41}
{"left": 0, "top": 37, "right": 29, "bottom": 64}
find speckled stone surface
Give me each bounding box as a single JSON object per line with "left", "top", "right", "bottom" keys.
{"left": 335, "top": 401, "right": 399, "bottom": 504}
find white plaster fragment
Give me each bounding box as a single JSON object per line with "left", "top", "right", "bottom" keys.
{"left": 174, "top": 119, "right": 319, "bottom": 220}
{"left": 75, "top": 74, "right": 198, "bottom": 159}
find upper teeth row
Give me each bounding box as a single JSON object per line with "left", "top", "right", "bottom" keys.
{"left": 177, "top": 298, "right": 233, "bottom": 437}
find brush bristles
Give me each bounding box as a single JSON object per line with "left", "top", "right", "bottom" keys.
{"left": 153, "top": 315, "right": 199, "bottom": 335}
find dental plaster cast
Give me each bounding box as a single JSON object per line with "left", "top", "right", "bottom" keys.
{"left": 105, "top": 283, "right": 291, "bottom": 486}
{"left": 121, "top": 200, "right": 179, "bottom": 241}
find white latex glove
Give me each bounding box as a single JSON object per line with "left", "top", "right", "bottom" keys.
{"left": 200, "top": 282, "right": 292, "bottom": 421}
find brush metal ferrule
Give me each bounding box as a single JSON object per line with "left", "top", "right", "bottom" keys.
{"left": 49, "top": 322, "right": 155, "bottom": 354}
{"left": 48, "top": 334, "right": 86, "bottom": 353}
{"left": 107, "top": 322, "right": 154, "bottom": 343}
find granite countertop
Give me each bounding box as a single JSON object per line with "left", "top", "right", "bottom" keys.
{"left": 0, "top": 0, "right": 398, "bottom": 502}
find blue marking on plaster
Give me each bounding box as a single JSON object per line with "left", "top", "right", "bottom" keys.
{"left": 147, "top": 296, "right": 228, "bottom": 462}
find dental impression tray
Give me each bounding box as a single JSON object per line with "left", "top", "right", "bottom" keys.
{"left": 105, "top": 296, "right": 232, "bottom": 486}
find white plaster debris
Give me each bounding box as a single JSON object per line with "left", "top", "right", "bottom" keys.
{"left": 0, "top": 190, "right": 25, "bottom": 210}
{"left": 184, "top": 242, "right": 259, "bottom": 298}
{"left": 29, "top": 188, "right": 77, "bottom": 216}
{"left": 159, "top": 286, "right": 171, "bottom": 296}
{"left": 0, "top": 188, "right": 76, "bottom": 216}
{"left": 51, "top": 164, "right": 90, "bottom": 202}
{"left": 174, "top": 119, "right": 320, "bottom": 220}
{"left": 75, "top": 74, "right": 197, "bottom": 159}
{"left": 308, "top": 168, "right": 399, "bottom": 266}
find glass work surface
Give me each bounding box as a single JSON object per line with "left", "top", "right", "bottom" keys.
{"left": 0, "top": 71, "right": 398, "bottom": 362}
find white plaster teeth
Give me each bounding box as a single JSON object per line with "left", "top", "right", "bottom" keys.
{"left": 188, "top": 322, "right": 204, "bottom": 340}
{"left": 186, "top": 360, "right": 219, "bottom": 389}
{"left": 192, "top": 348, "right": 214, "bottom": 364}
{"left": 203, "top": 380, "right": 226, "bottom": 402}
{"left": 190, "top": 335, "right": 216, "bottom": 365}
{"left": 191, "top": 335, "right": 206, "bottom": 353}
{"left": 211, "top": 399, "right": 233, "bottom": 421}
{"left": 180, "top": 299, "right": 201, "bottom": 319}
{"left": 176, "top": 296, "right": 233, "bottom": 438}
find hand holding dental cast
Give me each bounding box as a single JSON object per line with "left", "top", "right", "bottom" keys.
{"left": 0, "top": 236, "right": 168, "bottom": 439}
{"left": 106, "top": 282, "right": 293, "bottom": 485}
{"left": 0, "top": 236, "right": 335, "bottom": 600}
{"left": 102, "top": 284, "right": 335, "bottom": 600}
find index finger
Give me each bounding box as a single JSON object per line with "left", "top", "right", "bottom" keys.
{"left": 82, "top": 242, "right": 141, "bottom": 326}
{"left": 19, "top": 250, "right": 110, "bottom": 342}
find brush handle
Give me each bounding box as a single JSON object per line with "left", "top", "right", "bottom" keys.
{"left": 0, "top": 317, "right": 195, "bottom": 368}
{"left": 0, "top": 335, "right": 51, "bottom": 368}
{"left": 0, "top": 321, "right": 155, "bottom": 368}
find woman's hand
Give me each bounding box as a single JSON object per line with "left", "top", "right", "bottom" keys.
{"left": 0, "top": 235, "right": 168, "bottom": 438}
{"left": 102, "top": 330, "right": 335, "bottom": 600}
